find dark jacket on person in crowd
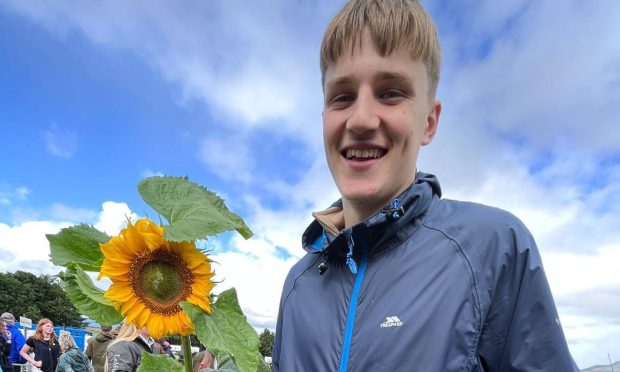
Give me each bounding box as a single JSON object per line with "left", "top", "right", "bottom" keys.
{"left": 0, "top": 335, "right": 12, "bottom": 372}
{"left": 273, "top": 173, "right": 578, "bottom": 371}
{"left": 55, "top": 347, "right": 93, "bottom": 372}
{"left": 85, "top": 332, "right": 115, "bottom": 372}
{"left": 105, "top": 337, "right": 151, "bottom": 372}
{"left": 26, "top": 337, "right": 61, "bottom": 372}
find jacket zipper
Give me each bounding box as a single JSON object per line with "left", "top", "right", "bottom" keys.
{"left": 339, "top": 230, "right": 368, "bottom": 372}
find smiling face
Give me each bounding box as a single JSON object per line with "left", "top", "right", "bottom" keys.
{"left": 323, "top": 31, "right": 440, "bottom": 226}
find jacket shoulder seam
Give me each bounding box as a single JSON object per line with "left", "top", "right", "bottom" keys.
{"left": 420, "top": 222, "right": 483, "bottom": 368}
{"left": 282, "top": 254, "right": 321, "bottom": 310}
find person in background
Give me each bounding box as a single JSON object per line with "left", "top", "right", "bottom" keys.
{"left": 149, "top": 340, "right": 163, "bottom": 355}
{"left": 55, "top": 332, "right": 93, "bottom": 372}
{"left": 85, "top": 327, "right": 116, "bottom": 372}
{"left": 0, "top": 313, "right": 26, "bottom": 372}
{"left": 160, "top": 341, "right": 174, "bottom": 358}
{"left": 191, "top": 348, "right": 216, "bottom": 372}
{"left": 0, "top": 319, "right": 13, "bottom": 372}
{"left": 104, "top": 323, "right": 151, "bottom": 372}
{"left": 19, "top": 318, "right": 60, "bottom": 372}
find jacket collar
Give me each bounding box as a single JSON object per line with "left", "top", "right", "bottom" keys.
{"left": 302, "top": 172, "right": 441, "bottom": 262}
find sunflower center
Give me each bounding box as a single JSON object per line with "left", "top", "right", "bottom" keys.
{"left": 141, "top": 262, "right": 183, "bottom": 303}
{"left": 129, "top": 249, "right": 194, "bottom": 316}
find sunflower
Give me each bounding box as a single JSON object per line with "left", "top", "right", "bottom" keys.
{"left": 98, "top": 217, "right": 214, "bottom": 338}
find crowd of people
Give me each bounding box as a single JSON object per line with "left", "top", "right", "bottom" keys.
{"left": 0, "top": 313, "right": 215, "bottom": 372}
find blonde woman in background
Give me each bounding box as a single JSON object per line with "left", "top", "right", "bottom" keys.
{"left": 20, "top": 318, "right": 60, "bottom": 372}
{"left": 105, "top": 323, "right": 152, "bottom": 372}
{"left": 55, "top": 331, "right": 93, "bottom": 372}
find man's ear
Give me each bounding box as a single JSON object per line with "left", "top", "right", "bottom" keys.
{"left": 422, "top": 99, "right": 441, "bottom": 146}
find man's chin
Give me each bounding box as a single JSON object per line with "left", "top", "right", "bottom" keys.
{"left": 341, "top": 187, "right": 388, "bottom": 210}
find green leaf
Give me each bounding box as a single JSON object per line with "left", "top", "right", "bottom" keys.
{"left": 47, "top": 224, "right": 109, "bottom": 271}
{"left": 59, "top": 264, "right": 123, "bottom": 326}
{"left": 181, "top": 288, "right": 260, "bottom": 372}
{"left": 138, "top": 176, "right": 253, "bottom": 242}
{"left": 137, "top": 352, "right": 184, "bottom": 372}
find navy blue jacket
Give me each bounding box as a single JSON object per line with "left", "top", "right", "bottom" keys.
{"left": 273, "top": 173, "right": 577, "bottom": 371}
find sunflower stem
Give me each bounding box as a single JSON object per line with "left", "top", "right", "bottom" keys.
{"left": 181, "top": 335, "right": 193, "bottom": 372}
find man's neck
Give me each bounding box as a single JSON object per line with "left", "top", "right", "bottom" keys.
{"left": 342, "top": 198, "right": 388, "bottom": 227}
{"left": 342, "top": 180, "right": 414, "bottom": 227}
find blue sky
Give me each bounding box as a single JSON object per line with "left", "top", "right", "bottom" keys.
{"left": 1, "top": 1, "right": 619, "bottom": 368}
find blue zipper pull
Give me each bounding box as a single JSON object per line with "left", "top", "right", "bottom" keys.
{"left": 346, "top": 233, "right": 357, "bottom": 274}
{"left": 384, "top": 198, "right": 404, "bottom": 221}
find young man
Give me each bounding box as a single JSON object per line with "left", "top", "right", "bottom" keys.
{"left": 272, "top": 0, "right": 578, "bottom": 371}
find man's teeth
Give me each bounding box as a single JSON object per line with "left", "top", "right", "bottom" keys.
{"left": 345, "top": 148, "right": 384, "bottom": 159}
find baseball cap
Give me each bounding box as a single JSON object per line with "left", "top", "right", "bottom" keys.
{"left": 0, "top": 312, "right": 15, "bottom": 321}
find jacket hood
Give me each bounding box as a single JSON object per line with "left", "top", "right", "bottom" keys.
{"left": 302, "top": 172, "right": 441, "bottom": 264}
{"left": 95, "top": 332, "right": 114, "bottom": 342}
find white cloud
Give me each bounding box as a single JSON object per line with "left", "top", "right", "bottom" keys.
{"left": 94, "top": 201, "right": 138, "bottom": 236}
{"left": 0, "top": 185, "right": 31, "bottom": 206}
{"left": 0, "top": 220, "right": 69, "bottom": 275}
{"left": 211, "top": 236, "right": 298, "bottom": 330}
{"left": 15, "top": 186, "right": 30, "bottom": 199}
{"left": 437, "top": 1, "right": 620, "bottom": 156}
{"left": 0, "top": 0, "right": 326, "bottom": 139}
{"left": 0, "top": 201, "right": 136, "bottom": 275}
{"left": 44, "top": 122, "right": 78, "bottom": 159}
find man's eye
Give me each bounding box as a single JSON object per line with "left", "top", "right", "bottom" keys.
{"left": 327, "top": 94, "right": 355, "bottom": 107}
{"left": 380, "top": 90, "right": 404, "bottom": 99}
{"left": 333, "top": 94, "right": 353, "bottom": 103}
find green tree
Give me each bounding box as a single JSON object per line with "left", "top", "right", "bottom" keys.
{"left": 0, "top": 271, "right": 82, "bottom": 327}
{"left": 258, "top": 329, "right": 274, "bottom": 357}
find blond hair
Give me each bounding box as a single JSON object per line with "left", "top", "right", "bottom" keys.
{"left": 320, "top": 0, "right": 441, "bottom": 96}
{"left": 32, "top": 318, "right": 58, "bottom": 343}
{"left": 58, "top": 331, "right": 77, "bottom": 352}
{"left": 104, "top": 322, "right": 143, "bottom": 371}
{"left": 106, "top": 322, "right": 142, "bottom": 348}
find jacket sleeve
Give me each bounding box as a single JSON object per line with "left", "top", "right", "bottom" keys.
{"left": 54, "top": 354, "right": 68, "bottom": 372}
{"left": 1, "top": 338, "right": 9, "bottom": 357}
{"left": 477, "top": 223, "right": 578, "bottom": 371}
{"left": 272, "top": 291, "right": 284, "bottom": 372}
{"left": 85, "top": 338, "right": 93, "bottom": 359}
{"left": 13, "top": 330, "right": 27, "bottom": 363}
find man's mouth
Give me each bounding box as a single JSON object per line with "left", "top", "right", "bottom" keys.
{"left": 343, "top": 148, "right": 386, "bottom": 160}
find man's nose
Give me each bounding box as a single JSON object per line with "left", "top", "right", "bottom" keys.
{"left": 346, "top": 89, "right": 380, "bottom": 135}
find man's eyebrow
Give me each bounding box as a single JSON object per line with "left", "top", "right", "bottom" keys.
{"left": 325, "top": 76, "right": 353, "bottom": 91}
{"left": 325, "top": 71, "right": 415, "bottom": 92}
{"left": 374, "top": 71, "right": 414, "bottom": 86}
